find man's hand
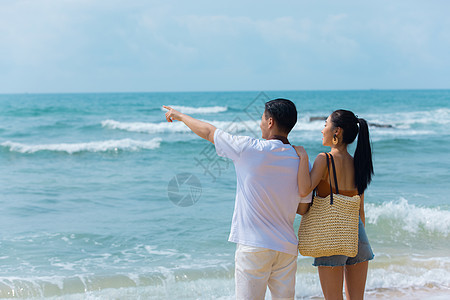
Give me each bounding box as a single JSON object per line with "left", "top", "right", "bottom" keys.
{"left": 163, "top": 106, "right": 183, "bottom": 122}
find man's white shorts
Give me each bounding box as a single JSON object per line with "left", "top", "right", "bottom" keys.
{"left": 235, "top": 243, "right": 297, "bottom": 300}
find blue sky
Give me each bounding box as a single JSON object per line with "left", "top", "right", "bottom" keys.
{"left": 0, "top": 0, "right": 449, "bottom": 93}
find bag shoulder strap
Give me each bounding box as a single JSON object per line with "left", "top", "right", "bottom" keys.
{"left": 328, "top": 153, "right": 339, "bottom": 194}
{"left": 325, "top": 153, "right": 334, "bottom": 205}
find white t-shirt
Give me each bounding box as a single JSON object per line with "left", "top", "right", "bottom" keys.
{"left": 214, "top": 129, "right": 312, "bottom": 256}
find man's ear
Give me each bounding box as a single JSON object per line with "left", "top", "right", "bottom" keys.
{"left": 267, "top": 117, "right": 274, "bottom": 129}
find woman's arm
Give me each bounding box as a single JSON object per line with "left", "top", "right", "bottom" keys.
{"left": 360, "top": 193, "right": 365, "bottom": 226}
{"left": 294, "top": 147, "right": 328, "bottom": 197}
{"left": 297, "top": 202, "right": 310, "bottom": 215}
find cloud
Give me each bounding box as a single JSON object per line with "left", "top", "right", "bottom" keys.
{"left": 0, "top": 0, "right": 449, "bottom": 93}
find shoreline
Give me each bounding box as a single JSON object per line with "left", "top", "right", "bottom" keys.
{"left": 1, "top": 275, "right": 448, "bottom": 299}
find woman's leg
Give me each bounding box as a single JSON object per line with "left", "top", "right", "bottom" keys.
{"left": 344, "top": 261, "right": 369, "bottom": 300}
{"left": 318, "top": 266, "right": 344, "bottom": 300}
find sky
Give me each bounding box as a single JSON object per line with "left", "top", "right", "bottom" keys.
{"left": 0, "top": 0, "right": 449, "bottom": 93}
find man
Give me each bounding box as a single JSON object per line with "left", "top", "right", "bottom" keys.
{"left": 163, "top": 99, "right": 311, "bottom": 300}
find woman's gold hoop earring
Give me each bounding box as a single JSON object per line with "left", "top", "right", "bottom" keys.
{"left": 332, "top": 135, "right": 339, "bottom": 145}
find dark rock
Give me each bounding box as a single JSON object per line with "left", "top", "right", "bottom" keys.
{"left": 309, "top": 116, "right": 393, "bottom": 128}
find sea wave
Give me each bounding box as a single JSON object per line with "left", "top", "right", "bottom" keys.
{"left": 366, "top": 198, "right": 450, "bottom": 236}
{"left": 366, "top": 260, "right": 450, "bottom": 293}
{"left": 308, "top": 107, "right": 450, "bottom": 129}
{"left": 101, "top": 118, "right": 329, "bottom": 135}
{"left": 366, "top": 107, "right": 450, "bottom": 128}
{"left": 0, "top": 267, "right": 235, "bottom": 299}
{"left": 101, "top": 119, "right": 442, "bottom": 145}
{"left": 0, "top": 257, "right": 449, "bottom": 299}
{"left": 1, "top": 138, "right": 162, "bottom": 154}
{"left": 101, "top": 119, "right": 260, "bottom": 134}
{"left": 3, "top": 106, "right": 93, "bottom": 117}
{"left": 161, "top": 105, "right": 228, "bottom": 114}
{"left": 102, "top": 119, "right": 193, "bottom": 134}
{"left": 300, "top": 107, "right": 450, "bottom": 132}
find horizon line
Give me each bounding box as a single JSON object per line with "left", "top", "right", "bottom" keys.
{"left": 0, "top": 87, "right": 449, "bottom": 96}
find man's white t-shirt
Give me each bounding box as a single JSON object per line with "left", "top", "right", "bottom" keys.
{"left": 214, "top": 129, "right": 312, "bottom": 256}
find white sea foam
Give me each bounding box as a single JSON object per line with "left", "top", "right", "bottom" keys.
{"left": 366, "top": 107, "right": 450, "bottom": 128}
{"left": 49, "top": 258, "right": 76, "bottom": 271}
{"left": 1, "top": 252, "right": 449, "bottom": 299}
{"left": 366, "top": 198, "right": 450, "bottom": 236}
{"left": 161, "top": 105, "right": 228, "bottom": 114}
{"left": 1, "top": 138, "right": 162, "bottom": 154}
{"left": 101, "top": 118, "right": 327, "bottom": 136}
{"left": 102, "top": 119, "right": 195, "bottom": 133}
{"left": 369, "top": 129, "right": 437, "bottom": 142}
{"left": 144, "top": 245, "right": 179, "bottom": 257}
{"left": 102, "top": 109, "right": 444, "bottom": 141}
{"left": 301, "top": 108, "right": 450, "bottom": 133}
{"left": 100, "top": 117, "right": 396, "bottom": 135}
{"left": 101, "top": 119, "right": 260, "bottom": 134}
{"left": 1, "top": 261, "right": 448, "bottom": 299}
{"left": 366, "top": 265, "right": 450, "bottom": 291}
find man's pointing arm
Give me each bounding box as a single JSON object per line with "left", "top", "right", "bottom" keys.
{"left": 163, "top": 105, "right": 216, "bottom": 144}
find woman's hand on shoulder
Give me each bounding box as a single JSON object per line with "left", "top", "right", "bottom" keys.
{"left": 293, "top": 145, "right": 308, "bottom": 158}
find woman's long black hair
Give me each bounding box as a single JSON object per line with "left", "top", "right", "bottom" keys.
{"left": 330, "top": 110, "right": 374, "bottom": 194}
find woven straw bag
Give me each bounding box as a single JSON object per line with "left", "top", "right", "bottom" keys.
{"left": 298, "top": 153, "right": 361, "bottom": 258}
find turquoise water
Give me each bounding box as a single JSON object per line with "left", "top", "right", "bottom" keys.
{"left": 0, "top": 90, "right": 449, "bottom": 299}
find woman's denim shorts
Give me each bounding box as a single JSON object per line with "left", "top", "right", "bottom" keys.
{"left": 313, "top": 218, "right": 374, "bottom": 267}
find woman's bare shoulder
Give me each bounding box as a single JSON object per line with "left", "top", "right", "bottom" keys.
{"left": 315, "top": 152, "right": 328, "bottom": 160}
{"left": 313, "top": 153, "right": 328, "bottom": 169}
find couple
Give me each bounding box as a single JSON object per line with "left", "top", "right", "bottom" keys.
{"left": 163, "top": 98, "right": 374, "bottom": 300}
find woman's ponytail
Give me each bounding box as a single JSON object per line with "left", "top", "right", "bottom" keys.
{"left": 354, "top": 118, "right": 374, "bottom": 194}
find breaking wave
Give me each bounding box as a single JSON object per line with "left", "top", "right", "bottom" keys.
{"left": 1, "top": 138, "right": 162, "bottom": 154}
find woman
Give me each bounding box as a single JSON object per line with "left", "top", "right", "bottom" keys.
{"left": 295, "top": 110, "right": 374, "bottom": 300}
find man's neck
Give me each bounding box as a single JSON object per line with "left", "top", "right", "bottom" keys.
{"left": 267, "top": 134, "right": 290, "bottom": 144}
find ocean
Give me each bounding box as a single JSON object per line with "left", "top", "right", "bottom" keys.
{"left": 0, "top": 90, "right": 449, "bottom": 299}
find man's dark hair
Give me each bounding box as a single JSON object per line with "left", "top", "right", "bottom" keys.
{"left": 264, "top": 98, "right": 297, "bottom": 134}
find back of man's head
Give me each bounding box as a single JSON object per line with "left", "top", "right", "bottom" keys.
{"left": 264, "top": 99, "right": 297, "bottom": 134}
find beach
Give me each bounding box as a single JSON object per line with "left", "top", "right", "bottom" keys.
{"left": 0, "top": 90, "right": 449, "bottom": 299}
